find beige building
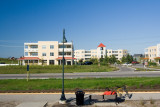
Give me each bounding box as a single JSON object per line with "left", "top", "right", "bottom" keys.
{"left": 107, "top": 49, "right": 128, "bottom": 60}
{"left": 145, "top": 44, "right": 160, "bottom": 64}
{"left": 74, "top": 43, "right": 128, "bottom": 61}
{"left": 18, "top": 41, "right": 75, "bottom": 65}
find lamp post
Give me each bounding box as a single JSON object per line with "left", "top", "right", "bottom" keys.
{"left": 59, "top": 29, "right": 67, "bottom": 104}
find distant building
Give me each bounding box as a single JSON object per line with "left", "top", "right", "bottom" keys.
{"left": 74, "top": 43, "right": 128, "bottom": 62}
{"left": 74, "top": 43, "right": 106, "bottom": 61}
{"left": 107, "top": 49, "right": 128, "bottom": 61}
{"left": 144, "top": 44, "right": 160, "bottom": 64}
{"left": 18, "top": 41, "right": 75, "bottom": 65}
{"left": 133, "top": 54, "right": 144, "bottom": 62}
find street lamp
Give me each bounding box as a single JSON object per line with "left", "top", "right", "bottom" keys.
{"left": 59, "top": 29, "right": 67, "bottom": 104}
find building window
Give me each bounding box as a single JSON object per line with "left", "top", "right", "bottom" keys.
{"left": 100, "top": 47, "right": 103, "bottom": 50}
{"left": 50, "top": 52, "right": 54, "bottom": 56}
{"left": 42, "top": 53, "right": 46, "bottom": 56}
{"left": 31, "top": 45, "right": 38, "bottom": 49}
{"left": 31, "top": 52, "right": 38, "bottom": 56}
{"left": 85, "top": 51, "right": 91, "bottom": 53}
{"left": 42, "top": 45, "right": 46, "bottom": 49}
{"left": 25, "top": 45, "right": 28, "bottom": 49}
{"left": 66, "top": 45, "right": 71, "bottom": 48}
{"left": 25, "top": 52, "right": 28, "bottom": 56}
{"left": 59, "top": 45, "right": 66, "bottom": 48}
{"left": 50, "top": 45, "right": 54, "bottom": 49}
{"left": 85, "top": 55, "right": 91, "bottom": 57}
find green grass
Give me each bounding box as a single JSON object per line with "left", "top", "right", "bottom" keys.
{"left": 0, "top": 65, "right": 118, "bottom": 74}
{"left": 0, "top": 77, "right": 160, "bottom": 91}
{"left": 149, "top": 66, "right": 160, "bottom": 69}
{"left": 0, "top": 58, "right": 18, "bottom": 64}
{"left": 135, "top": 68, "right": 160, "bottom": 71}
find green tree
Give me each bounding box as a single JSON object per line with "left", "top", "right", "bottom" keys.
{"left": 126, "top": 54, "right": 133, "bottom": 63}
{"left": 89, "top": 58, "right": 98, "bottom": 65}
{"left": 78, "top": 58, "right": 83, "bottom": 65}
{"left": 121, "top": 56, "right": 126, "bottom": 63}
{"left": 134, "top": 58, "right": 137, "bottom": 61}
{"left": 109, "top": 55, "right": 117, "bottom": 64}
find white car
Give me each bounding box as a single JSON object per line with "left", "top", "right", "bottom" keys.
{"left": 122, "top": 63, "right": 132, "bottom": 66}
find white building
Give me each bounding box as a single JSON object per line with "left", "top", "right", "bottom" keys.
{"left": 144, "top": 44, "right": 160, "bottom": 64}
{"left": 107, "top": 49, "right": 128, "bottom": 61}
{"left": 74, "top": 43, "right": 128, "bottom": 61}
{"left": 18, "top": 41, "right": 75, "bottom": 65}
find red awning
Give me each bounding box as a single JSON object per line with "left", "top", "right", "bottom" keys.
{"left": 98, "top": 43, "right": 106, "bottom": 47}
{"left": 141, "top": 57, "right": 149, "bottom": 60}
{"left": 18, "top": 57, "right": 40, "bottom": 60}
{"left": 56, "top": 57, "right": 76, "bottom": 60}
{"left": 154, "top": 57, "right": 160, "bottom": 59}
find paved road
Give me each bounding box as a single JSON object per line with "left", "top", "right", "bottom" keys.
{"left": 0, "top": 65, "right": 160, "bottom": 79}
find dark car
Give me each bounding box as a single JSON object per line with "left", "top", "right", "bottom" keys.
{"left": 83, "top": 61, "right": 93, "bottom": 65}
{"left": 0, "top": 62, "right": 5, "bottom": 64}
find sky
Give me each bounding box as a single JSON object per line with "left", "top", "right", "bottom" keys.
{"left": 0, "top": 0, "right": 160, "bottom": 58}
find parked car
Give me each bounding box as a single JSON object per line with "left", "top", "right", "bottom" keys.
{"left": 0, "top": 62, "right": 5, "bottom": 64}
{"left": 122, "top": 62, "right": 132, "bottom": 66}
{"left": 132, "top": 61, "right": 139, "bottom": 64}
{"left": 83, "top": 61, "right": 93, "bottom": 65}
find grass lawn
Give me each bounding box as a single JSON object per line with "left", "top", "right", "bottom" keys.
{"left": 0, "top": 58, "right": 18, "bottom": 64}
{"left": 135, "top": 68, "right": 160, "bottom": 71}
{"left": 149, "top": 66, "right": 160, "bottom": 69}
{"left": 0, "top": 77, "right": 160, "bottom": 91}
{"left": 0, "top": 65, "right": 118, "bottom": 74}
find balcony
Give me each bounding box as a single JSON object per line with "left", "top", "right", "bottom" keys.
{"left": 25, "top": 49, "right": 38, "bottom": 52}
{"left": 58, "top": 48, "right": 72, "bottom": 52}
{"left": 58, "top": 55, "right": 72, "bottom": 57}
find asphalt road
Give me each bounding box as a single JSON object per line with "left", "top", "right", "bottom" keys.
{"left": 0, "top": 65, "right": 160, "bottom": 79}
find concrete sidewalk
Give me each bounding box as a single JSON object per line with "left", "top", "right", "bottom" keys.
{"left": 1, "top": 92, "right": 160, "bottom": 107}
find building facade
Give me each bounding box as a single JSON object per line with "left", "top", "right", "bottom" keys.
{"left": 18, "top": 41, "right": 75, "bottom": 65}
{"left": 74, "top": 43, "right": 128, "bottom": 62}
{"left": 107, "top": 49, "right": 128, "bottom": 61}
{"left": 145, "top": 44, "right": 160, "bottom": 64}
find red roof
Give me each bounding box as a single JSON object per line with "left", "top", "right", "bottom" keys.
{"left": 56, "top": 57, "right": 76, "bottom": 60}
{"left": 18, "top": 57, "right": 40, "bottom": 60}
{"left": 98, "top": 43, "right": 106, "bottom": 47}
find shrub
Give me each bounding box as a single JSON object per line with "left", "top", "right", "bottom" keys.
{"left": 148, "top": 62, "right": 157, "bottom": 66}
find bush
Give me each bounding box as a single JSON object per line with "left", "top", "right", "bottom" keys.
{"left": 148, "top": 62, "right": 157, "bottom": 66}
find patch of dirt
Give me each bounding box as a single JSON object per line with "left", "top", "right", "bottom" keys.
{"left": 0, "top": 101, "right": 19, "bottom": 107}
{"left": 124, "top": 100, "right": 160, "bottom": 107}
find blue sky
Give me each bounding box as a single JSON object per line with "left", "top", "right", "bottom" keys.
{"left": 0, "top": 0, "right": 160, "bottom": 58}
